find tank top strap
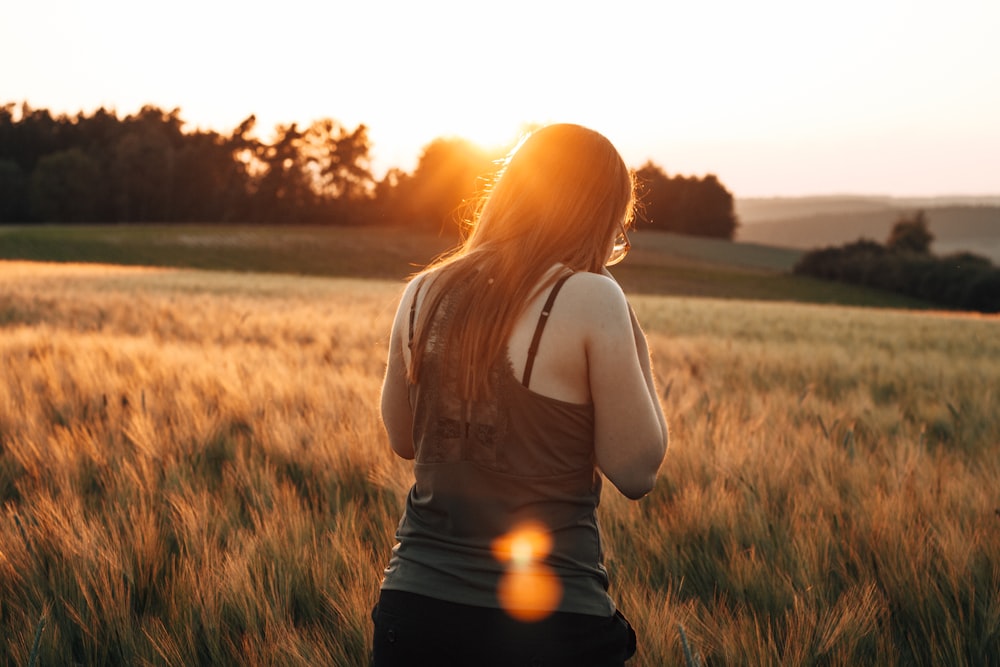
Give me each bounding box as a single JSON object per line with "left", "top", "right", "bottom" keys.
{"left": 522, "top": 273, "right": 573, "bottom": 387}
{"left": 408, "top": 277, "right": 426, "bottom": 349}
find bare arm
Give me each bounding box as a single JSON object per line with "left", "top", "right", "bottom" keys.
{"left": 379, "top": 282, "right": 417, "bottom": 460}
{"left": 627, "top": 301, "right": 669, "bottom": 449}
{"left": 585, "top": 273, "right": 668, "bottom": 499}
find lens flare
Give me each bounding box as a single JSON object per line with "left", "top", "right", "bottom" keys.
{"left": 493, "top": 521, "right": 552, "bottom": 566}
{"left": 492, "top": 521, "right": 562, "bottom": 622}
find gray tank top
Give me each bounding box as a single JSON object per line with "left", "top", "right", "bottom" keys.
{"left": 381, "top": 274, "right": 614, "bottom": 617}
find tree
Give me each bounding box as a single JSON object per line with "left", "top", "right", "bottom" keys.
{"left": 0, "top": 158, "right": 27, "bottom": 221}
{"left": 29, "top": 148, "right": 101, "bottom": 222}
{"left": 245, "top": 118, "right": 374, "bottom": 224}
{"left": 170, "top": 128, "right": 250, "bottom": 222}
{"left": 382, "top": 137, "right": 497, "bottom": 231}
{"left": 634, "top": 162, "right": 738, "bottom": 239}
{"left": 109, "top": 106, "right": 188, "bottom": 221}
{"left": 301, "top": 119, "right": 373, "bottom": 201}
{"left": 111, "top": 128, "right": 174, "bottom": 221}
{"left": 886, "top": 210, "right": 933, "bottom": 254}
{"left": 72, "top": 106, "right": 127, "bottom": 220}
{"left": 248, "top": 123, "right": 312, "bottom": 222}
{"left": 3, "top": 103, "right": 69, "bottom": 173}
{"left": 370, "top": 167, "right": 411, "bottom": 225}
{"left": 299, "top": 119, "right": 375, "bottom": 224}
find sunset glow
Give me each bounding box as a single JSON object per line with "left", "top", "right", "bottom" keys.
{"left": 2, "top": 0, "right": 998, "bottom": 196}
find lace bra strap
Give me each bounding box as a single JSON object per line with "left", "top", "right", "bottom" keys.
{"left": 522, "top": 273, "right": 573, "bottom": 388}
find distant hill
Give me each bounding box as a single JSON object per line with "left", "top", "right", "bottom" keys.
{"left": 630, "top": 230, "right": 802, "bottom": 272}
{"left": 735, "top": 197, "right": 1000, "bottom": 264}
{"left": 0, "top": 224, "right": 933, "bottom": 309}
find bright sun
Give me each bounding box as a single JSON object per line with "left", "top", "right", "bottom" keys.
{"left": 439, "top": 116, "right": 533, "bottom": 154}
{"left": 367, "top": 114, "right": 536, "bottom": 176}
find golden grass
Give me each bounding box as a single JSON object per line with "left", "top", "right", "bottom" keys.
{"left": 1, "top": 260, "right": 998, "bottom": 666}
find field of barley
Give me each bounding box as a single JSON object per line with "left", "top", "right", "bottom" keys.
{"left": 1, "top": 260, "right": 998, "bottom": 666}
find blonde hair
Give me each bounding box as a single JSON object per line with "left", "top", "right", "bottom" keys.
{"left": 409, "top": 124, "right": 635, "bottom": 400}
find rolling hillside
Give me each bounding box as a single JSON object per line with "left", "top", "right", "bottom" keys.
{"left": 735, "top": 197, "right": 1000, "bottom": 264}
{"left": 0, "top": 223, "right": 930, "bottom": 309}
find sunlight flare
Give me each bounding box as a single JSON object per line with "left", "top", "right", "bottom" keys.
{"left": 492, "top": 521, "right": 562, "bottom": 621}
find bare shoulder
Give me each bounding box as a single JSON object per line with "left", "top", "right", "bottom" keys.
{"left": 560, "top": 271, "right": 625, "bottom": 301}
{"left": 558, "top": 271, "right": 630, "bottom": 323}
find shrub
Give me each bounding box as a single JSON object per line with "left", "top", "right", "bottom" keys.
{"left": 793, "top": 237, "right": 999, "bottom": 313}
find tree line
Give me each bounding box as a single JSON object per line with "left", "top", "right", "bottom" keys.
{"left": 793, "top": 211, "right": 999, "bottom": 313}
{"left": 0, "top": 102, "right": 738, "bottom": 238}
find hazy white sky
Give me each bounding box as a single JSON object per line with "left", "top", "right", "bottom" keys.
{"left": 3, "top": 0, "right": 999, "bottom": 197}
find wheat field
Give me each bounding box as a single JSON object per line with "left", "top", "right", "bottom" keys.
{"left": 1, "top": 261, "right": 998, "bottom": 666}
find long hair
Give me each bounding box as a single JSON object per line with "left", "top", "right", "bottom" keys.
{"left": 408, "top": 124, "right": 635, "bottom": 400}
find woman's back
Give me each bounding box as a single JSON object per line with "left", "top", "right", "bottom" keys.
{"left": 397, "top": 264, "right": 666, "bottom": 499}
{"left": 408, "top": 264, "right": 591, "bottom": 404}
{"left": 384, "top": 265, "right": 613, "bottom": 617}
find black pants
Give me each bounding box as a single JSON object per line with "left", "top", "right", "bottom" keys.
{"left": 371, "top": 590, "right": 637, "bottom": 667}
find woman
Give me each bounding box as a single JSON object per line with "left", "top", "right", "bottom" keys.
{"left": 375, "top": 124, "right": 668, "bottom": 666}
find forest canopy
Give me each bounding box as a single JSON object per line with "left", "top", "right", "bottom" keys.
{"left": 0, "top": 102, "right": 737, "bottom": 238}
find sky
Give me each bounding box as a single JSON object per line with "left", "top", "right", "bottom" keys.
{"left": 3, "top": 0, "right": 999, "bottom": 198}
